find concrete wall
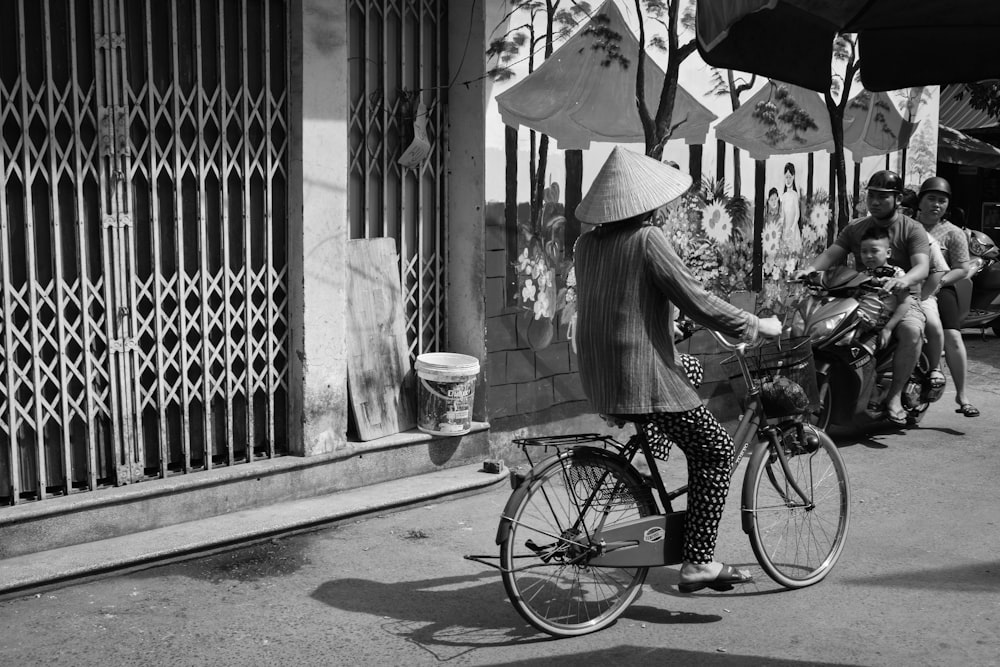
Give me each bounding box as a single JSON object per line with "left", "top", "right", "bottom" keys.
{"left": 290, "top": 0, "right": 490, "bottom": 454}
{"left": 291, "top": 0, "right": 351, "bottom": 456}
{"left": 447, "top": 0, "right": 489, "bottom": 421}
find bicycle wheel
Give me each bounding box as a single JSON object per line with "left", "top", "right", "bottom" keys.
{"left": 499, "top": 448, "right": 656, "bottom": 637}
{"left": 745, "top": 423, "right": 850, "bottom": 589}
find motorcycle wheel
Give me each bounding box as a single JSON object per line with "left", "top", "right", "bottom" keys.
{"left": 810, "top": 375, "right": 832, "bottom": 431}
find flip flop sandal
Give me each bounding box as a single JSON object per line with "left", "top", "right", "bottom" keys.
{"left": 678, "top": 564, "right": 754, "bottom": 593}
{"left": 886, "top": 407, "right": 908, "bottom": 425}
{"left": 928, "top": 369, "right": 947, "bottom": 389}
{"left": 956, "top": 403, "right": 980, "bottom": 418}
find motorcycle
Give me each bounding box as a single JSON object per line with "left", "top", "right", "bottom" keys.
{"left": 957, "top": 228, "right": 1000, "bottom": 336}
{"left": 787, "top": 267, "right": 946, "bottom": 430}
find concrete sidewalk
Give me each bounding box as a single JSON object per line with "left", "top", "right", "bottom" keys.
{"left": 0, "top": 463, "right": 508, "bottom": 599}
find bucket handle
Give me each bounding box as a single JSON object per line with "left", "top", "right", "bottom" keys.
{"left": 420, "top": 377, "right": 472, "bottom": 401}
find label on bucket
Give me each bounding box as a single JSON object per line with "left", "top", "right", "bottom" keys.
{"left": 416, "top": 375, "right": 476, "bottom": 436}
{"left": 415, "top": 352, "right": 479, "bottom": 436}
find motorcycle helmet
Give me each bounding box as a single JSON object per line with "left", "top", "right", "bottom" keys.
{"left": 866, "top": 170, "right": 903, "bottom": 194}
{"left": 967, "top": 229, "right": 1000, "bottom": 260}
{"left": 918, "top": 176, "right": 952, "bottom": 200}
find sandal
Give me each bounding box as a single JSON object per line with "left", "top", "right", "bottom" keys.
{"left": 956, "top": 403, "right": 980, "bottom": 418}
{"left": 886, "top": 405, "right": 908, "bottom": 425}
{"left": 928, "top": 369, "right": 947, "bottom": 389}
{"left": 678, "top": 564, "right": 754, "bottom": 593}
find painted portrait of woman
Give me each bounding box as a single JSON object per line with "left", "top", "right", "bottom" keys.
{"left": 780, "top": 162, "right": 802, "bottom": 253}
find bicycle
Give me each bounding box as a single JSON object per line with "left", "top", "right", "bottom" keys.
{"left": 466, "top": 330, "right": 851, "bottom": 638}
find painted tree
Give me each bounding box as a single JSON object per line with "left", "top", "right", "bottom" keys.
{"left": 617, "top": 0, "right": 697, "bottom": 158}
{"left": 487, "top": 1, "right": 591, "bottom": 307}
{"left": 487, "top": 1, "right": 591, "bottom": 230}
{"left": 708, "top": 69, "right": 757, "bottom": 197}
{"left": 822, "top": 33, "right": 861, "bottom": 235}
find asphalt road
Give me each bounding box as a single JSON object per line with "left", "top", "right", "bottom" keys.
{"left": 1, "top": 334, "right": 998, "bottom": 667}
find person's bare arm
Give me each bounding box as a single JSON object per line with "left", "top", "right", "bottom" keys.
{"left": 796, "top": 244, "right": 848, "bottom": 278}
{"left": 882, "top": 253, "right": 929, "bottom": 295}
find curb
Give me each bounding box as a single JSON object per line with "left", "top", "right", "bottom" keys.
{"left": 0, "top": 463, "right": 507, "bottom": 600}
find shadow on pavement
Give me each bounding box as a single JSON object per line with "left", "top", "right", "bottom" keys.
{"left": 832, "top": 422, "right": 971, "bottom": 449}
{"left": 311, "top": 571, "right": 724, "bottom": 655}
{"left": 312, "top": 572, "right": 541, "bottom": 655}
{"left": 842, "top": 561, "right": 1000, "bottom": 592}
{"left": 473, "top": 646, "right": 865, "bottom": 666}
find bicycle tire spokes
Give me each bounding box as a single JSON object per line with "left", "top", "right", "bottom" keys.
{"left": 747, "top": 425, "right": 850, "bottom": 588}
{"left": 499, "top": 451, "right": 653, "bottom": 637}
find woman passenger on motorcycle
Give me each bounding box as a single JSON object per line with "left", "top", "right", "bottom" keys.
{"left": 902, "top": 189, "right": 950, "bottom": 391}
{"left": 573, "top": 147, "right": 782, "bottom": 593}
{"left": 795, "top": 170, "right": 929, "bottom": 425}
{"left": 915, "top": 178, "right": 978, "bottom": 417}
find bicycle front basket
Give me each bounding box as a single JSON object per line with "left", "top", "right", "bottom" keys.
{"left": 721, "top": 336, "right": 820, "bottom": 418}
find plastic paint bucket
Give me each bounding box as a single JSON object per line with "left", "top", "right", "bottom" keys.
{"left": 414, "top": 352, "right": 480, "bottom": 436}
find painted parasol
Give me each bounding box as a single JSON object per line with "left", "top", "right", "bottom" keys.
{"left": 842, "top": 89, "right": 917, "bottom": 161}
{"left": 713, "top": 80, "right": 834, "bottom": 160}
{"left": 496, "top": 0, "right": 717, "bottom": 149}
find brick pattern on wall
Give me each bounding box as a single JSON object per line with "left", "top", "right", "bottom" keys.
{"left": 485, "top": 217, "right": 587, "bottom": 423}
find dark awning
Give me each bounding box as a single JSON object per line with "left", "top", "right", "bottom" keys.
{"left": 938, "top": 125, "right": 1000, "bottom": 170}
{"left": 696, "top": 1, "right": 1000, "bottom": 93}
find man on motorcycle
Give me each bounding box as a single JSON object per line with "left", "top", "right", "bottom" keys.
{"left": 796, "top": 170, "right": 930, "bottom": 425}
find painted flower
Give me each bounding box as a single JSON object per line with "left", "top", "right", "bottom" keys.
{"left": 805, "top": 203, "right": 830, "bottom": 244}
{"left": 533, "top": 289, "right": 551, "bottom": 320}
{"left": 701, "top": 202, "right": 733, "bottom": 244}
{"left": 762, "top": 227, "right": 780, "bottom": 257}
{"left": 516, "top": 248, "right": 532, "bottom": 274}
{"left": 537, "top": 267, "right": 551, "bottom": 290}
{"left": 521, "top": 278, "right": 536, "bottom": 303}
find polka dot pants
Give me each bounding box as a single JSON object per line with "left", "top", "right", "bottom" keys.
{"left": 639, "top": 353, "right": 734, "bottom": 564}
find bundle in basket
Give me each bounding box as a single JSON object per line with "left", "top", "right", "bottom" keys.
{"left": 721, "top": 337, "right": 820, "bottom": 418}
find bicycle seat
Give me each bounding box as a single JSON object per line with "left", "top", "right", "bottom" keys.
{"left": 600, "top": 414, "right": 643, "bottom": 428}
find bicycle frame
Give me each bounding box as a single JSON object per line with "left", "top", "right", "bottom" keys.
{"left": 497, "top": 340, "right": 813, "bottom": 567}
{"left": 468, "top": 334, "right": 822, "bottom": 574}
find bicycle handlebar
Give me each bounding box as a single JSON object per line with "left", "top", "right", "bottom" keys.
{"left": 704, "top": 327, "right": 747, "bottom": 353}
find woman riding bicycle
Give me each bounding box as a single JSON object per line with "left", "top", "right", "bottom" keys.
{"left": 573, "top": 147, "right": 782, "bottom": 593}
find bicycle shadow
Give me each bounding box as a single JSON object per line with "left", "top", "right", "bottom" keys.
{"left": 311, "top": 570, "right": 722, "bottom": 657}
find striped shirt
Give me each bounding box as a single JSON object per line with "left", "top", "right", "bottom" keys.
{"left": 574, "top": 219, "right": 760, "bottom": 414}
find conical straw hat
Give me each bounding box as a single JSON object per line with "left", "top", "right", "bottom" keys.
{"left": 575, "top": 146, "right": 693, "bottom": 224}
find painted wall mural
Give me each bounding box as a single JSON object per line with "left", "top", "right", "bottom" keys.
{"left": 512, "top": 173, "right": 834, "bottom": 352}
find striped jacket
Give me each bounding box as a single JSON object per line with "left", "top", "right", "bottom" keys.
{"left": 574, "top": 219, "right": 760, "bottom": 414}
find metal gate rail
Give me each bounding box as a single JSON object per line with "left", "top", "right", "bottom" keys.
{"left": 0, "top": 0, "right": 291, "bottom": 506}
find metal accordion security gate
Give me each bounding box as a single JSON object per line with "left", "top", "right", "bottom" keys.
{"left": 0, "top": 0, "right": 290, "bottom": 505}
{"left": 347, "top": 0, "right": 448, "bottom": 361}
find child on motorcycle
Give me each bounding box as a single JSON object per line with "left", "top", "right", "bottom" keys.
{"left": 856, "top": 226, "right": 915, "bottom": 351}
{"left": 856, "top": 226, "right": 916, "bottom": 419}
